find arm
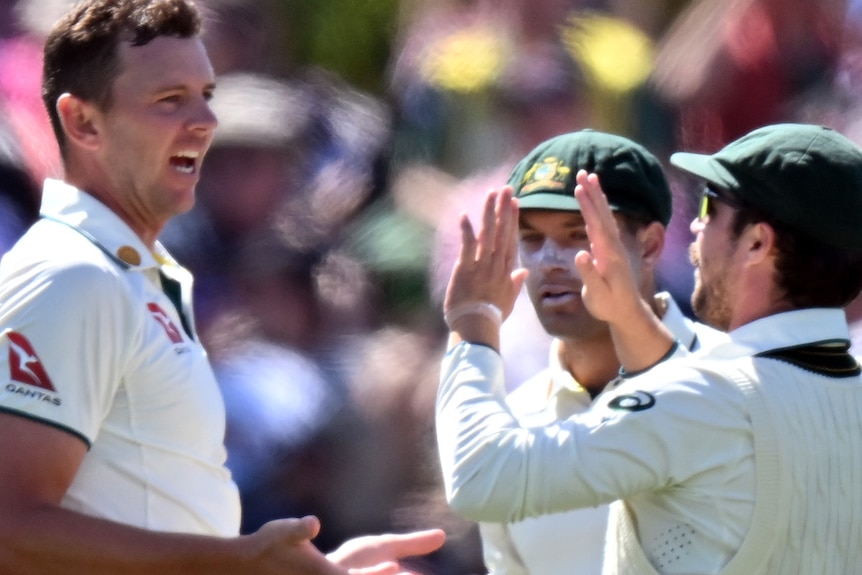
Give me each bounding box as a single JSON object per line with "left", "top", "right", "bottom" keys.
{"left": 0, "top": 413, "right": 443, "bottom": 575}
{"left": 437, "top": 343, "right": 749, "bottom": 525}
{"left": 0, "top": 412, "right": 328, "bottom": 574}
{"left": 572, "top": 170, "right": 676, "bottom": 372}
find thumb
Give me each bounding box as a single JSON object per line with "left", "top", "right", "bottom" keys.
{"left": 510, "top": 268, "right": 529, "bottom": 296}
{"left": 268, "top": 515, "right": 321, "bottom": 544}
{"left": 574, "top": 250, "right": 598, "bottom": 285}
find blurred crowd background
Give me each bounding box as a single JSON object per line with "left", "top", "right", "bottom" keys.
{"left": 3, "top": 0, "right": 862, "bottom": 572}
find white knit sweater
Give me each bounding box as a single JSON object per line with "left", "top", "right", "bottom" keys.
{"left": 605, "top": 354, "right": 862, "bottom": 574}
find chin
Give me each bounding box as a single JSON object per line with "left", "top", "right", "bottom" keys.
{"left": 540, "top": 315, "right": 608, "bottom": 341}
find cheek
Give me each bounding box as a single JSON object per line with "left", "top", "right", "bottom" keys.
{"left": 518, "top": 243, "right": 583, "bottom": 270}
{"left": 518, "top": 247, "right": 541, "bottom": 271}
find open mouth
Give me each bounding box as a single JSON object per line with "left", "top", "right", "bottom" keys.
{"left": 170, "top": 151, "right": 199, "bottom": 175}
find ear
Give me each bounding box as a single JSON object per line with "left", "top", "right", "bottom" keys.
{"left": 56, "top": 93, "right": 101, "bottom": 151}
{"left": 635, "top": 221, "right": 666, "bottom": 270}
{"left": 742, "top": 221, "right": 776, "bottom": 266}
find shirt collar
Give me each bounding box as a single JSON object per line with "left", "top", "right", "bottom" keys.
{"left": 40, "top": 178, "right": 166, "bottom": 271}
{"left": 710, "top": 308, "right": 851, "bottom": 358}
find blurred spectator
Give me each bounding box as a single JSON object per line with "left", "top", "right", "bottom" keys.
{"left": 650, "top": 0, "right": 847, "bottom": 153}
{"left": 211, "top": 230, "right": 362, "bottom": 551}
{"left": 0, "top": 0, "right": 67, "bottom": 189}
{"left": 0, "top": 115, "right": 39, "bottom": 256}
{"left": 197, "top": 0, "right": 282, "bottom": 75}
{"left": 280, "top": 0, "right": 401, "bottom": 94}
{"left": 160, "top": 71, "right": 314, "bottom": 335}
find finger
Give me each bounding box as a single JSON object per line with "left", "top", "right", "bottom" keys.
{"left": 477, "top": 189, "right": 499, "bottom": 260}
{"left": 268, "top": 515, "right": 321, "bottom": 544}
{"left": 574, "top": 172, "right": 603, "bottom": 233}
{"left": 577, "top": 172, "right": 619, "bottom": 239}
{"left": 379, "top": 529, "right": 447, "bottom": 558}
{"left": 348, "top": 562, "right": 400, "bottom": 575}
{"left": 456, "top": 213, "right": 477, "bottom": 267}
{"left": 500, "top": 188, "right": 520, "bottom": 274}
{"left": 574, "top": 249, "right": 598, "bottom": 288}
{"left": 510, "top": 268, "right": 529, "bottom": 297}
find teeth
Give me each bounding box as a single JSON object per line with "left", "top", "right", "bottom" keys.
{"left": 171, "top": 151, "right": 198, "bottom": 174}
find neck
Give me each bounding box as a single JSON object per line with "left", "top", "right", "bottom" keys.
{"left": 727, "top": 268, "right": 791, "bottom": 331}
{"left": 64, "top": 172, "right": 161, "bottom": 249}
{"left": 559, "top": 336, "right": 622, "bottom": 397}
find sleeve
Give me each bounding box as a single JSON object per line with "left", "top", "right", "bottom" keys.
{"left": 479, "top": 522, "right": 529, "bottom": 575}
{"left": 0, "top": 260, "right": 135, "bottom": 445}
{"left": 437, "top": 342, "right": 748, "bottom": 523}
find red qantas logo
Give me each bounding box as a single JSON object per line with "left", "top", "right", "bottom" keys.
{"left": 7, "top": 331, "right": 55, "bottom": 391}
{"left": 147, "top": 303, "right": 184, "bottom": 344}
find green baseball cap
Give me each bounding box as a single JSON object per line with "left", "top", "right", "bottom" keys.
{"left": 506, "top": 129, "right": 672, "bottom": 225}
{"left": 670, "top": 123, "right": 862, "bottom": 252}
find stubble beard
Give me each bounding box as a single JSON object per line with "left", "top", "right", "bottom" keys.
{"left": 689, "top": 244, "right": 733, "bottom": 331}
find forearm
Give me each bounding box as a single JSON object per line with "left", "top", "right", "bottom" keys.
{"left": 0, "top": 505, "right": 251, "bottom": 575}
{"left": 436, "top": 344, "right": 603, "bottom": 523}
{"left": 608, "top": 297, "right": 676, "bottom": 374}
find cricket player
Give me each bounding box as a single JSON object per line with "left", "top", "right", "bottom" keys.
{"left": 0, "top": 1, "right": 443, "bottom": 572}
{"left": 478, "top": 129, "right": 724, "bottom": 575}
{"left": 437, "top": 123, "right": 862, "bottom": 574}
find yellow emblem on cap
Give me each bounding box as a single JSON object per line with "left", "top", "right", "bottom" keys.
{"left": 116, "top": 245, "right": 142, "bottom": 266}
{"left": 520, "top": 158, "right": 570, "bottom": 194}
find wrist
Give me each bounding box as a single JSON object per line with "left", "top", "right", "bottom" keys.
{"left": 444, "top": 302, "right": 502, "bottom": 352}
{"left": 444, "top": 302, "right": 503, "bottom": 330}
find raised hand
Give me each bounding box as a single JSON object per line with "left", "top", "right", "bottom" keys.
{"left": 443, "top": 187, "right": 528, "bottom": 350}
{"left": 573, "top": 170, "right": 645, "bottom": 324}
{"left": 573, "top": 170, "right": 676, "bottom": 373}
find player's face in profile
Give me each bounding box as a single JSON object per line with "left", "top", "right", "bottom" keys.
{"left": 689, "top": 192, "right": 739, "bottom": 330}
{"left": 94, "top": 35, "right": 217, "bottom": 234}
{"left": 519, "top": 209, "right": 640, "bottom": 340}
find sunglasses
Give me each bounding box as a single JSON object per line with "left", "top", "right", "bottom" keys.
{"left": 698, "top": 185, "right": 745, "bottom": 220}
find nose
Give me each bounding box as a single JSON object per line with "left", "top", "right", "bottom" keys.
{"left": 690, "top": 217, "right": 705, "bottom": 235}
{"left": 538, "top": 240, "right": 565, "bottom": 265}
{"left": 190, "top": 97, "right": 218, "bottom": 133}
{"left": 535, "top": 240, "right": 580, "bottom": 278}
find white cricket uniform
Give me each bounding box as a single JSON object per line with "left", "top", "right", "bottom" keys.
{"left": 479, "top": 294, "right": 725, "bottom": 575}
{"left": 0, "top": 179, "right": 241, "bottom": 536}
{"left": 439, "top": 308, "right": 862, "bottom": 574}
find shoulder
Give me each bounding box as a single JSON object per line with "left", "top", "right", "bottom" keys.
{"left": 598, "top": 358, "right": 748, "bottom": 423}
{"left": 505, "top": 370, "right": 554, "bottom": 415}
{"left": 1, "top": 223, "right": 132, "bottom": 316}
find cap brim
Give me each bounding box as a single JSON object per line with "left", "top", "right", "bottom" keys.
{"left": 515, "top": 192, "right": 582, "bottom": 211}
{"left": 515, "top": 190, "right": 626, "bottom": 213}
{"left": 670, "top": 152, "right": 740, "bottom": 191}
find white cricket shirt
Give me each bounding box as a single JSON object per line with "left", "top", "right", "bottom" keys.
{"left": 0, "top": 179, "right": 241, "bottom": 535}
{"left": 478, "top": 294, "right": 726, "bottom": 575}
{"left": 439, "top": 307, "right": 859, "bottom": 574}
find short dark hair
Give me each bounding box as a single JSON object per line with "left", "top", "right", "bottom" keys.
{"left": 617, "top": 211, "right": 654, "bottom": 237}
{"left": 42, "top": 0, "right": 202, "bottom": 156}
{"left": 730, "top": 204, "right": 862, "bottom": 308}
